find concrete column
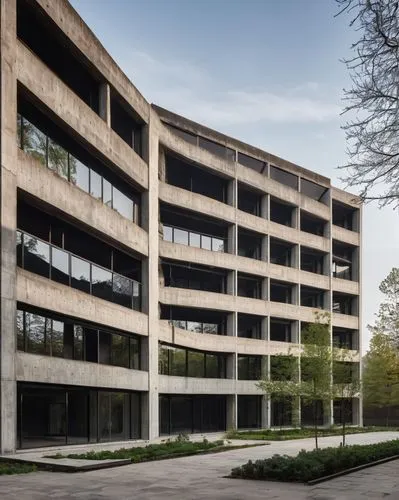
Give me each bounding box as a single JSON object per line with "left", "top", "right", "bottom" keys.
{"left": 227, "top": 312, "right": 237, "bottom": 337}
{"left": 141, "top": 109, "right": 161, "bottom": 440}
{"left": 260, "top": 193, "right": 269, "bottom": 219}
{"left": 353, "top": 397, "right": 362, "bottom": 426}
{"left": 1, "top": 0, "right": 17, "bottom": 454}
{"left": 99, "top": 82, "right": 111, "bottom": 127}
{"left": 292, "top": 207, "right": 299, "bottom": 229}
{"left": 226, "top": 394, "right": 237, "bottom": 430}
{"left": 261, "top": 235, "right": 268, "bottom": 262}
{"left": 227, "top": 178, "right": 236, "bottom": 207}
{"left": 292, "top": 244, "right": 299, "bottom": 268}
{"left": 352, "top": 247, "right": 360, "bottom": 282}
{"left": 292, "top": 284, "right": 299, "bottom": 305}
{"left": 324, "top": 400, "right": 333, "bottom": 427}
{"left": 292, "top": 396, "right": 301, "bottom": 428}
{"left": 227, "top": 270, "right": 236, "bottom": 295}
{"left": 261, "top": 316, "right": 269, "bottom": 340}
{"left": 158, "top": 147, "right": 166, "bottom": 182}
{"left": 261, "top": 395, "right": 270, "bottom": 429}
{"left": 291, "top": 321, "right": 299, "bottom": 343}
{"left": 323, "top": 290, "right": 332, "bottom": 310}
{"left": 323, "top": 252, "right": 331, "bottom": 277}
{"left": 261, "top": 277, "right": 268, "bottom": 300}
{"left": 227, "top": 353, "right": 236, "bottom": 379}
{"left": 227, "top": 224, "right": 236, "bottom": 255}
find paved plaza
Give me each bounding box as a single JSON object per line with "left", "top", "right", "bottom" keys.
{"left": 1, "top": 432, "right": 399, "bottom": 499}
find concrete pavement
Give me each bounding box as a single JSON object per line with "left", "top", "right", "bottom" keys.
{"left": 1, "top": 432, "right": 399, "bottom": 499}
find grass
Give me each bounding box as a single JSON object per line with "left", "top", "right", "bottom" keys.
{"left": 230, "top": 439, "right": 399, "bottom": 483}
{"left": 46, "top": 435, "right": 254, "bottom": 463}
{"left": 0, "top": 461, "right": 37, "bottom": 475}
{"left": 225, "top": 426, "right": 399, "bottom": 441}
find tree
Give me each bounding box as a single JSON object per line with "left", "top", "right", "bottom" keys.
{"left": 300, "top": 314, "right": 333, "bottom": 449}
{"left": 369, "top": 268, "right": 399, "bottom": 344}
{"left": 333, "top": 349, "right": 361, "bottom": 446}
{"left": 337, "top": 0, "right": 399, "bottom": 207}
{"left": 363, "top": 331, "right": 399, "bottom": 424}
{"left": 258, "top": 313, "right": 333, "bottom": 449}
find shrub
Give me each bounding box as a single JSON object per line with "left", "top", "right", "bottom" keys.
{"left": 230, "top": 439, "right": 399, "bottom": 482}
{"left": 0, "top": 462, "right": 37, "bottom": 475}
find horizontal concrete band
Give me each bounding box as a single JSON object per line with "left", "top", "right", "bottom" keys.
{"left": 159, "top": 182, "right": 331, "bottom": 252}
{"left": 17, "top": 150, "right": 149, "bottom": 257}
{"left": 17, "top": 269, "right": 149, "bottom": 336}
{"left": 16, "top": 352, "right": 149, "bottom": 391}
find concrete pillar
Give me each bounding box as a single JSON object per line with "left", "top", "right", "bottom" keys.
{"left": 292, "top": 244, "right": 299, "bottom": 268}
{"left": 227, "top": 178, "right": 236, "bottom": 207}
{"left": 292, "top": 396, "right": 301, "bottom": 428}
{"left": 352, "top": 247, "right": 360, "bottom": 282}
{"left": 227, "top": 353, "right": 236, "bottom": 379}
{"left": 99, "top": 82, "right": 111, "bottom": 126}
{"left": 292, "top": 207, "right": 299, "bottom": 229}
{"left": 1, "top": 0, "right": 17, "bottom": 454}
{"left": 353, "top": 397, "right": 362, "bottom": 426}
{"left": 227, "top": 224, "right": 236, "bottom": 255}
{"left": 227, "top": 270, "right": 236, "bottom": 295}
{"left": 291, "top": 321, "right": 299, "bottom": 343}
{"left": 261, "top": 277, "right": 268, "bottom": 300}
{"left": 226, "top": 394, "right": 237, "bottom": 430}
{"left": 261, "top": 316, "right": 269, "bottom": 340}
{"left": 158, "top": 147, "right": 166, "bottom": 182}
{"left": 260, "top": 193, "right": 269, "bottom": 219}
{"left": 261, "top": 395, "right": 270, "bottom": 429}
{"left": 323, "top": 252, "right": 330, "bottom": 277}
{"left": 141, "top": 110, "right": 161, "bottom": 440}
{"left": 292, "top": 284, "right": 299, "bottom": 305}
{"left": 323, "top": 290, "right": 332, "bottom": 310}
{"left": 227, "top": 312, "right": 237, "bottom": 337}
{"left": 261, "top": 235, "right": 268, "bottom": 262}
{"left": 324, "top": 400, "right": 333, "bottom": 427}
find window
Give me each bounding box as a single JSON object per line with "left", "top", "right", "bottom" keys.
{"left": 159, "top": 344, "right": 227, "bottom": 378}
{"left": 18, "top": 113, "right": 140, "bottom": 223}
{"left": 237, "top": 153, "right": 266, "bottom": 174}
{"left": 16, "top": 307, "right": 141, "bottom": 369}
{"left": 301, "top": 178, "right": 328, "bottom": 203}
{"left": 238, "top": 355, "right": 262, "bottom": 380}
{"left": 270, "top": 165, "right": 298, "bottom": 190}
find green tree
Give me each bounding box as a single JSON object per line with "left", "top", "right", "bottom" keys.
{"left": 333, "top": 349, "right": 361, "bottom": 446}
{"left": 369, "top": 268, "right": 399, "bottom": 345}
{"left": 300, "top": 313, "right": 333, "bottom": 449}
{"left": 363, "top": 331, "right": 399, "bottom": 425}
{"left": 258, "top": 313, "right": 333, "bottom": 449}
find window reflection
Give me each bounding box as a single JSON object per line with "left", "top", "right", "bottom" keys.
{"left": 113, "top": 187, "right": 133, "bottom": 220}
{"left": 22, "top": 119, "right": 47, "bottom": 165}
{"left": 69, "top": 156, "right": 89, "bottom": 193}
{"left": 48, "top": 138, "right": 68, "bottom": 180}
{"left": 23, "top": 234, "right": 50, "bottom": 278}
{"left": 90, "top": 169, "right": 102, "bottom": 200}
{"left": 91, "top": 265, "right": 112, "bottom": 302}
{"left": 71, "top": 256, "right": 91, "bottom": 293}
{"left": 174, "top": 228, "right": 189, "bottom": 245}
{"left": 51, "top": 247, "right": 69, "bottom": 285}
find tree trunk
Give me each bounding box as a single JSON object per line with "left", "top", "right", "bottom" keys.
{"left": 314, "top": 400, "right": 318, "bottom": 450}
{"left": 342, "top": 399, "right": 346, "bottom": 447}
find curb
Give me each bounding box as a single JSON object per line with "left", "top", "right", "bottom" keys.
{"left": 307, "top": 455, "right": 399, "bottom": 485}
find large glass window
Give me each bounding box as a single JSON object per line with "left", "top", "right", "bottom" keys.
{"left": 238, "top": 355, "right": 262, "bottom": 380}
{"left": 238, "top": 396, "right": 261, "bottom": 429}
{"left": 17, "top": 308, "right": 141, "bottom": 370}
{"left": 18, "top": 383, "right": 141, "bottom": 449}
{"left": 162, "top": 225, "right": 225, "bottom": 253}
{"left": 160, "top": 395, "right": 226, "bottom": 435}
{"left": 18, "top": 114, "right": 139, "bottom": 223}
{"left": 159, "top": 344, "right": 227, "bottom": 379}
{"left": 17, "top": 229, "right": 141, "bottom": 312}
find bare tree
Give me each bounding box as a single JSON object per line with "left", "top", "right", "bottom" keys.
{"left": 337, "top": 0, "right": 399, "bottom": 207}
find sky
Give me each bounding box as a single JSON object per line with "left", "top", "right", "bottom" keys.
{"left": 71, "top": 0, "right": 399, "bottom": 353}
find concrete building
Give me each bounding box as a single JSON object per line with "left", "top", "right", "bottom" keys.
{"left": 0, "top": 0, "right": 362, "bottom": 453}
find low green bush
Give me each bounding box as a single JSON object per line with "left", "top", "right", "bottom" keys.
{"left": 230, "top": 439, "right": 399, "bottom": 482}
{"left": 48, "top": 437, "right": 226, "bottom": 463}
{"left": 0, "top": 462, "right": 37, "bottom": 475}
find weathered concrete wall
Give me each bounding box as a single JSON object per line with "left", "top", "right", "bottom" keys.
{"left": 17, "top": 150, "right": 149, "bottom": 256}
{"left": 17, "top": 269, "right": 149, "bottom": 336}
{"left": 16, "top": 352, "right": 149, "bottom": 391}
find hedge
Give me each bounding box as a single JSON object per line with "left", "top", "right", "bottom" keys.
{"left": 230, "top": 439, "right": 399, "bottom": 482}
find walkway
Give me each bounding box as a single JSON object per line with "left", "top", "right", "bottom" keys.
{"left": 1, "top": 432, "right": 399, "bottom": 499}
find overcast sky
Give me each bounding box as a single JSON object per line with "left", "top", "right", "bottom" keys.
{"left": 71, "top": 0, "right": 399, "bottom": 353}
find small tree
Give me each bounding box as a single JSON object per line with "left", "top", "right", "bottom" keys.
{"left": 369, "top": 268, "right": 399, "bottom": 345}
{"left": 258, "top": 313, "right": 333, "bottom": 449}
{"left": 258, "top": 353, "right": 299, "bottom": 429}
{"left": 300, "top": 313, "right": 333, "bottom": 449}
{"left": 333, "top": 349, "right": 361, "bottom": 446}
{"left": 363, "top": 331, "right": 399, "bottom": 425}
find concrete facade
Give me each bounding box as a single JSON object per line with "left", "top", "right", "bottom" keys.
{"left": 0, "top": 0, "right": 362, "bottom": 453}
